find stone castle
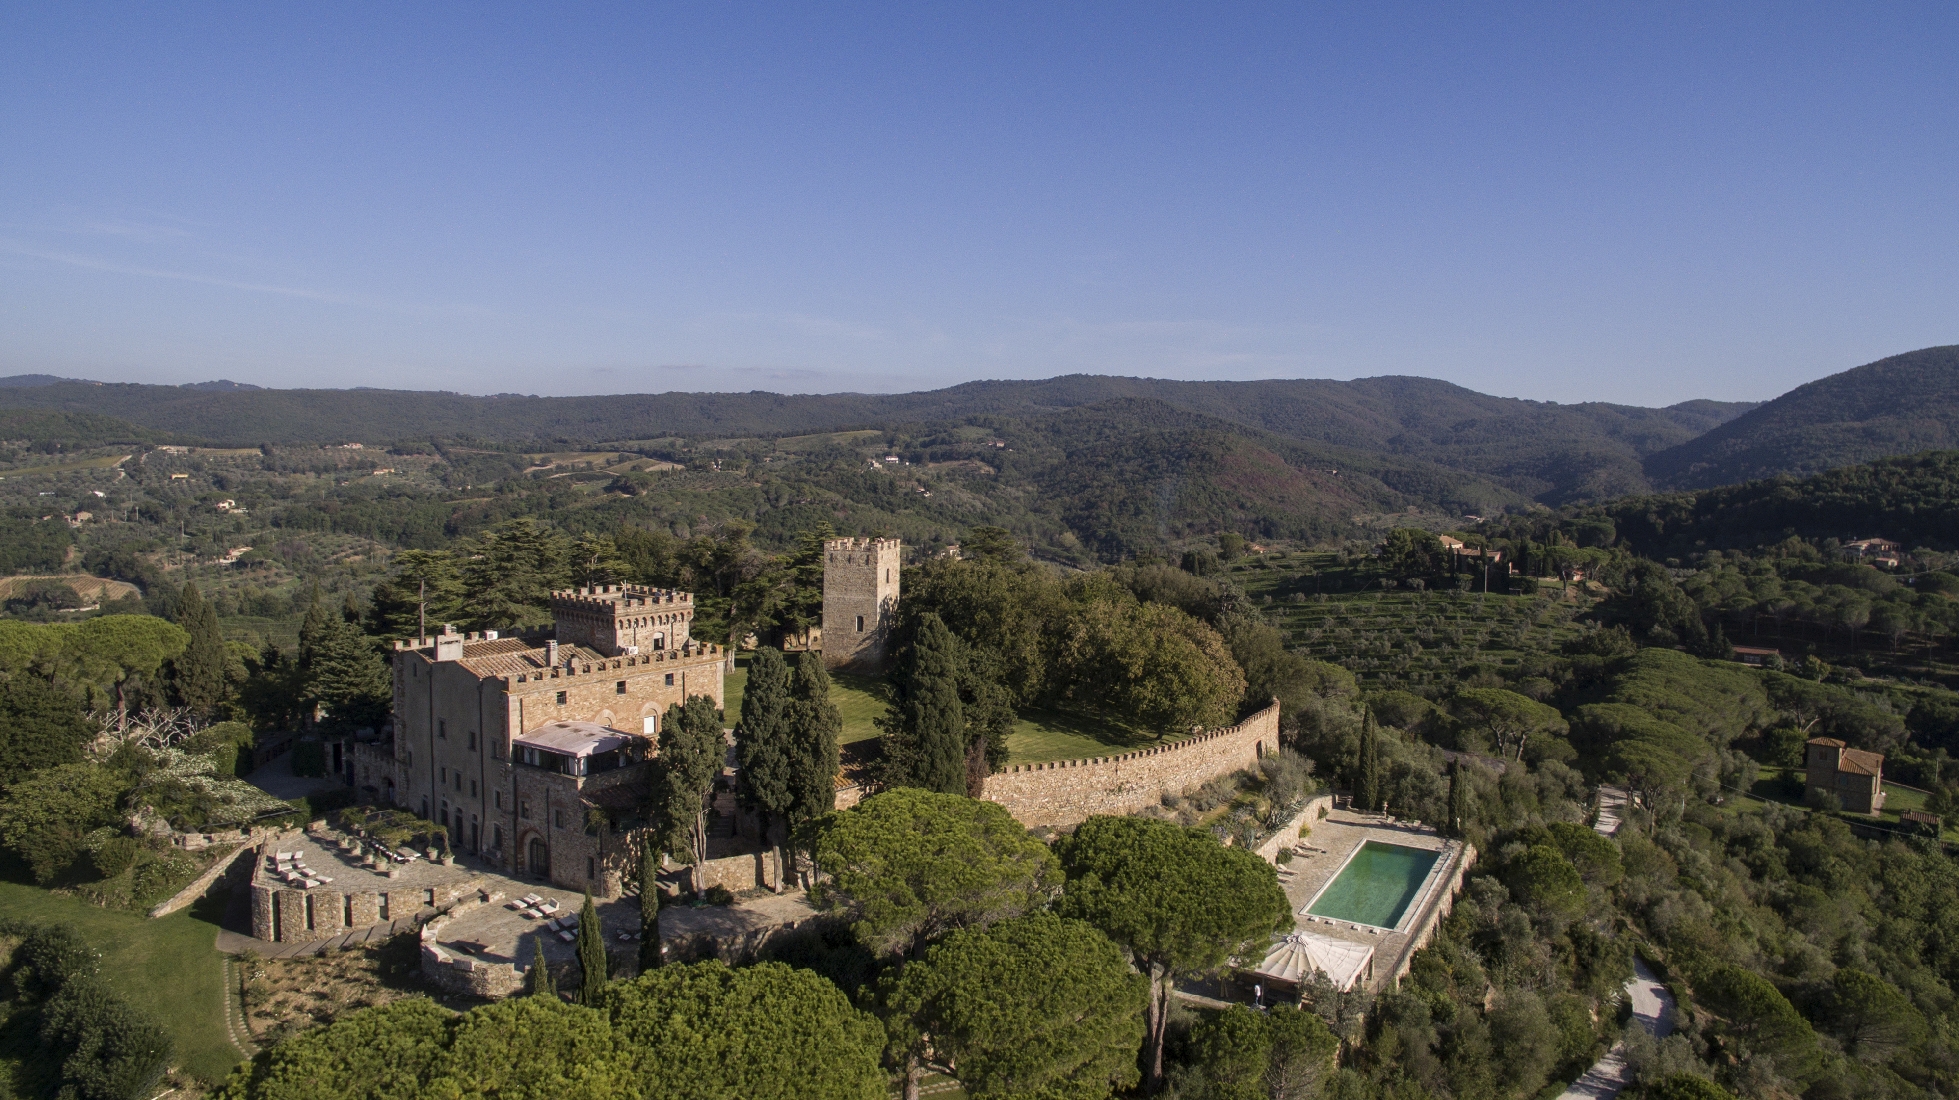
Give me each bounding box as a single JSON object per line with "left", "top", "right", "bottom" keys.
{"left": 385, "top": 585, "right": 726, "bottom": 897}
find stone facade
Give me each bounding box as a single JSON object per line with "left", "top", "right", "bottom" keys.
{"left": 821, "top": 538, "right": 900, "bottom": 671}
{"left": 980, "top": 702, "right": 1281, "bottom": 827}
{"left": 388, "top": 584, "right": 725, "bottom": 897}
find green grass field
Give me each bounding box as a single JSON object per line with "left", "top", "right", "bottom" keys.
{"left": 0, "top": 879, "right": 244, "bottom": 1084}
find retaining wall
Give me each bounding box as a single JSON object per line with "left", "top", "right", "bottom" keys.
{"left": 980, "top": 702, "right": 1280, "bottom": 828}
{"left": 1252, "top": 794, "right": 1335, "bottom": 864}
{"left": 148, "top": 841, "right": 254, "bottom": 918}
{"left": 688, "top": 849, "right": 782, "bottom": 894}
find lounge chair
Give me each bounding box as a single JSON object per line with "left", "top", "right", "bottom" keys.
{"left": 557, "top": 930, "right": 576, "bottom": 943}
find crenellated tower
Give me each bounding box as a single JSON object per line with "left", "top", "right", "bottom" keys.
{"left": 549, "top": 584, "right": 694, "bottom": 657}
{"left": 822, "top": 538, "right": 900, "bottom": 671}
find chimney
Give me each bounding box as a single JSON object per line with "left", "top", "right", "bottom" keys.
{"left": 547, "top": 640, "right": 559, "bottom": 666}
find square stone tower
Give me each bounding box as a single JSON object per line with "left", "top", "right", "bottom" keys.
{"left": 550, "top": 584, "right": 694, "bottom": 656}
{"left": 822, "top": 537, "right": 901, "bottom": 671}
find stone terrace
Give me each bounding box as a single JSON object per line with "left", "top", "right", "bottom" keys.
{"left": 1273, "top": 809, "right": 1471, "bottom": 993}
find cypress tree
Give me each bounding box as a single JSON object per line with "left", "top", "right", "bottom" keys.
{"left": 528, "top": 938, "right": 555, "bottom": 998}
{"left": 895, "top": 613, "right": 966, "bottom": 795}
{"left": 1448, "top": 759, "right": 1471, "bottom": 836}
{"left": 1354, "top": 711, "right": 1381, "bottom": 813}
{"left": 787, "top": 651, "right": 842, "bottom": 830}
{"left": 736, "top": 647, "right": 795, "bottom": 842}
{"left": 576, "top": 891, "right": 607, "bottom": 1005}
{"left": 638, "top": 843, "right": 663, "bottom": 972}
{"left": 171, "top": 581, "right": 229, "bottom": 718}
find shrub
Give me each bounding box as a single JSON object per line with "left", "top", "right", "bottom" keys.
{"left": 90, "top": 837, "right": 140, "bottom": 880}
{"left": 289, "top": 741, "right": 327, "bottom": 778}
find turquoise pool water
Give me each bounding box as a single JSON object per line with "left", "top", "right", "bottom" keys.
{"left": 1305, "top": 842, "right": 1440, "bottom": 929}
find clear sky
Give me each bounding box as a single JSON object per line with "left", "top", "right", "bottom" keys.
{"left": 2, "top": 3, "right": 1955, "bottom": 404}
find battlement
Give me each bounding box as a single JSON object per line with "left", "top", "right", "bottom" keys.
{"left": 998, "top": 703, "right": 1277, "bottom": 773}
{"left": 549, "top": 584, "right": 693, "bottom": 614}
{"left": 825, "top": 537, "right": 901, "bottom": 555}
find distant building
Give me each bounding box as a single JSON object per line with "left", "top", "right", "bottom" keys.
{"left": 1804, "top": 737, "right": 1885, "bottom": 815}
{"left": 1731, "top": 646, "right": 1781, "bottom": 667}
{"left": 1844, "top": 538, "right": 1901, "bottom": 559}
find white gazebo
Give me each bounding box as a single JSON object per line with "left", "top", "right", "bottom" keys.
{"left": 1252, "top": 932, "right": 1375, "bottom": 993}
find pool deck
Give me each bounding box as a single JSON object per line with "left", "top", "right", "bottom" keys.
{"left": 1272, "top": 808, "right": 1474, "bottom": 993}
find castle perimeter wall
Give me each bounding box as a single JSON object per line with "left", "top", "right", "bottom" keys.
{"left": 981, "top": 702, "right": 1280, "bottom": 828}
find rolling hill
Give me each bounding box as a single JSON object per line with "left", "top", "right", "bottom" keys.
{"left": 0, "top": 374, "right": 1753, "bottom": 505}
{"left": 1643, "top": 345, "right": 1959, "bottom": 490}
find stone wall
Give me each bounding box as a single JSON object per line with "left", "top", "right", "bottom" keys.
{"left": 1252, "top": 794, "right": 1335, "bottom": 865}
{"left": 148, "top": 841, "right": 254, "bottom": 918}
{"left": 1381, "top": 843, "right": 1478, "bottom": 989}
{"left": 418, "top": 892, "right": 525, "bottom": 998}
{"left": 980, "top": 702, "right": 1281, "bottom": 828}
{"left": 687, "top": 848, "right": 782, "bottom": 894}
{"left": 248, "top": 836, "right": 489, "bottom": 942}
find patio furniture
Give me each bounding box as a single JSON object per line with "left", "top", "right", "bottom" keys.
{"left": 557, "top": 930, "right": 576, "bottom": 943}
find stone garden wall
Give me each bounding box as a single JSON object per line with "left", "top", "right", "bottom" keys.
{"left": 980, "top": 702, "right": 1281, "bottom": 828}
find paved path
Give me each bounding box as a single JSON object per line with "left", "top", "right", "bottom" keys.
{"left": 1594, "top": 786, "right": 1628, "bottom": 837}
{"left": 1555, "top": 958, "right": 1675, "bottom": 1100}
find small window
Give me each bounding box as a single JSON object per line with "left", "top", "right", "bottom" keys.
{"left": 554, "top": 810, "right": 565, "bottom": 829}
{"left": 587, "top": 856, "right": 596, "bottom": 880}
{"left": 616, "top": 680, "right": 627, "bottom": 694}
{"left": 438, "top": 719, "right": 446, "bottom": 740}
{"left": 856, "top": 615, "right": 865, "bottom": 632}
{"left": 520, "top": 800, "right": 530, "bottom": 820}
{"left": 492, "top": 825, "right": 502, "bottom": 851}
{"left": 495, "top": 791, "right": 502, "bottom": 809}
{"left": 469, "top": 780, "right": 477, "bottom": 798}
{"left": 468, "top": 729, "right": 477, "bottom": 750}
{"left": 556, "top": 691, "right": 567, "bottom": 705}
{"left": 664, "top": 673, "right": 675, "bottom": 687}
{"left": 439, "top": 766, "right": 446, "bottom": 785}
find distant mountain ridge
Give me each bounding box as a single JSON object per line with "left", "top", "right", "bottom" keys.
{"left": 0, "top": 372, "right": 1755, "bottom": 504}
{"left": 1643, "top": 345, "right": 1959, "bottom": 489}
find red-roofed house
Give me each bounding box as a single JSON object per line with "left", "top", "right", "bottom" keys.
{"left": 1804, "top": 737, "right": 1885, "bottom": 815}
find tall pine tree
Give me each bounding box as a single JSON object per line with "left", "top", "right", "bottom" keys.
{"left": 171, "top": 581, "right": 229, "bottom": 719}
{"left": 576, "top": 891, "right": 607, "bottom": 1005}
{"left": 787, "top": 651, "right": 842, "bottom": 831}
{"left": 528, "top": 938, "right": 555, "bottom": 998}
{"left": 879, "top": 613, "right": 967, "bottom": 795}
{"left": 1447, "top": 759, "right": 1472, "bottom": 836}
{"left": 1353, "top": 710, "right": 1382, "bottom": 813}
{"left": 735, "top": 647, "right": 795, "bottom": 844}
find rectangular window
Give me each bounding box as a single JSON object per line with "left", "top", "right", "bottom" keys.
{"left": 438, "top": 719, "right": 446, "bottom": 740}
{"left": 468, "top": 730, "right": 477, "bottom": 750}
{"left": 856, "top": 615, "right": 865, "bottom": 632}
{"left": 664, "top": 673, "right": 675, "bottom": 687}
{"left": 556, "top": 691, "right": 567, "bottom": 705}
{"left": 554, "top": 810, "right": 565, "bottom": 829}
{"left": 469, "top": 779, "right": 477, "bottom": 797}
{"left": 495, "top": 791, "right": 502, "bottom": 809}
{"left": 587, "top": 856, "right": 596, "bottom": 880}
{"left": 378, "top": 894, "right": 389, "bottom": 920}
{"left": 439, "top": 766, "right": 446, "bottom": 785}
{"left": 616, "top": 680, "right": 627, "bottom": 694}
{"left": 520, "top": 800, "right": 530, "bottom": 820}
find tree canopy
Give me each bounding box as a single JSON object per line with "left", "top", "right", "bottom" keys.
{"left": 811, "top": 788, "right": 1061, "bottom": 958}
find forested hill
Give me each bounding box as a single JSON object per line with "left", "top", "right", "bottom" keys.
{"left": 0, "top": 373, "right": 1752, "bottom": 504}
{"left": 1643, "top": 344, "right": 1959, "bottom": 489}
{"left": 1583, "top": 448, "right": 1959, "bottom": 557}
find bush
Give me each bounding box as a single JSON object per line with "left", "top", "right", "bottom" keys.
{"left": 90, "top": 837, "right": 140, "bottom": 880}
{"left": 39, "top": 975, "right": 173, "bottom": 1100}
{"left": 702, "top": 885, "right": 734, "bottom": 906}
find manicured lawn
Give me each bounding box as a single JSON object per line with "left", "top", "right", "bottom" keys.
{"left": 722, "top": 656, "right": 886, "bottom": 745}
{"left": 1005, "top": 709, "right": 1166, "bottom": 765}
{"left": 0, "top": 878, "right": 244, "bottom": 1084}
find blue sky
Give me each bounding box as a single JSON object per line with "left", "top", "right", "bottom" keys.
{"left": 2, "top": 3, "right": 1955, "bottom": 404}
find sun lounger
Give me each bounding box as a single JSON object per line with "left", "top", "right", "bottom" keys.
{"left": 545, "top": 918, "right": 561, "bottom": 931}
{"left": 540, "top": 899, "right": 561, "bottom": 914}
{"left": 522, "top": 893, "right": 543, "bottom": 905}
{"left": 557, "top": 930, "right": 576, "bottom": 943}
{"left": 301, "top": 878, "right": 321, "bottom": 889}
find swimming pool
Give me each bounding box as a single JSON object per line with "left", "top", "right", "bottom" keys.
{"left": 1304, "top": 841, "right": 1440, "bottom": 930}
